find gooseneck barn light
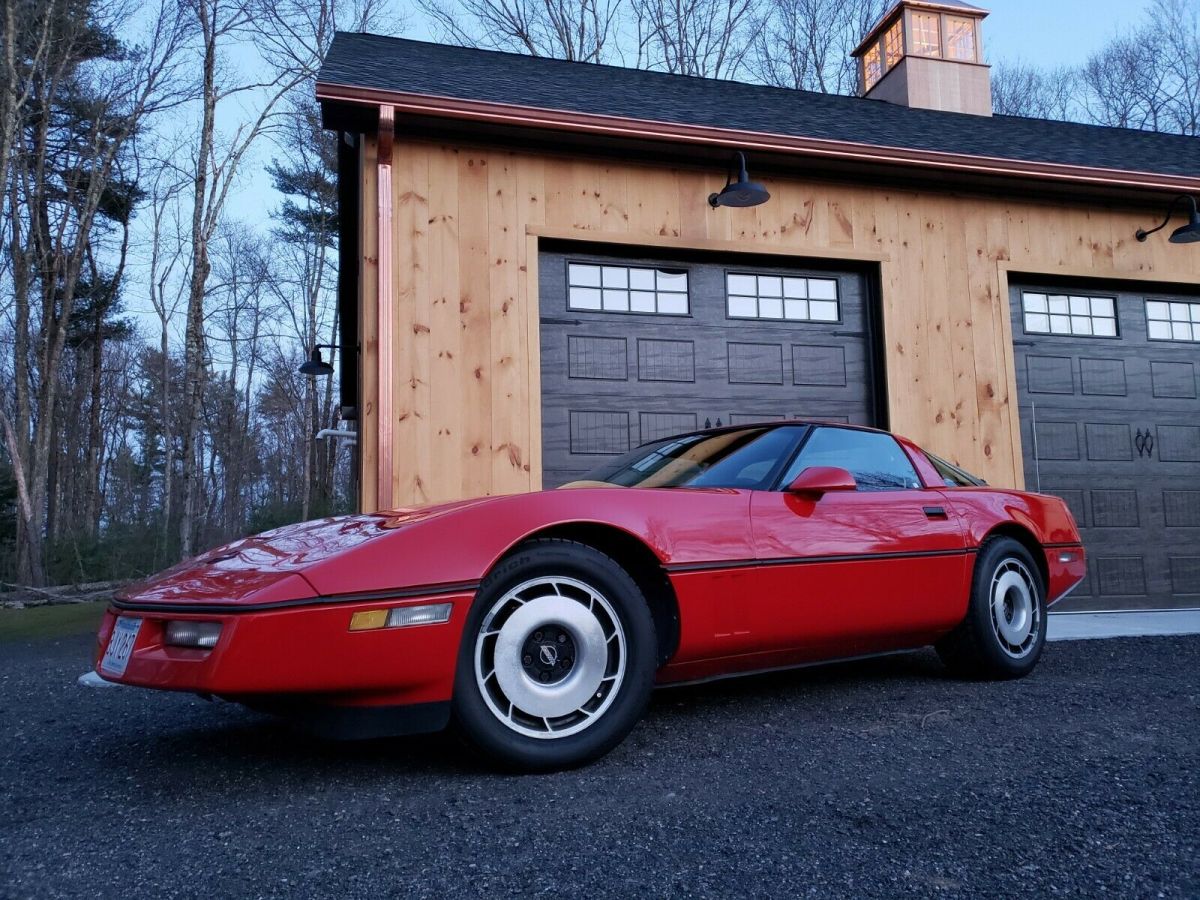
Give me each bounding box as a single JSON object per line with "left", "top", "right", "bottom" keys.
{"left": 299, "top": 344, "right": 338, "bottom": 377}
{"left": 1136, "top": 194, "right": 1200, "bottom": 244}
{"left": 708, "top": 151, "right": 771, "bottom": 208}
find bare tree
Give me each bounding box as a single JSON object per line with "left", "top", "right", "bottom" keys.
{"left": 1, "top": 0, "right": 190, "bottom": 584}
{"left": 631, "top": 0, "right": 758, "bottom": 78}
{"left": 1079, "top": 27, "right": 1173, "bottom": 131}
{"left": 991, "top": 62, "right": 1079, "bottom": 121}
{"left": 1153, "top": 0, "right": 1199, "bottom": 136}
{"left": 747, "top": 0, "right": 886, "bottom": 93}
{"left": 141, "top": 145, "right": 190, "bottom": 560}
{"left": 418, "top": 0, "right": 619, "bottom": 61}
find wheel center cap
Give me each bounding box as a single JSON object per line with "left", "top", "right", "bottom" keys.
{"left": 521, "top": 626, "right": 576, "bottom": 685}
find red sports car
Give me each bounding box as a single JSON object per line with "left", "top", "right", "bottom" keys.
{"left": 96, "top": 422, "right": 1085, "bottom": 770}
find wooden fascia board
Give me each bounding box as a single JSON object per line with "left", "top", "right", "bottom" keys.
{"left": 316, "top": 82, "right": 1200, "bottom": 196}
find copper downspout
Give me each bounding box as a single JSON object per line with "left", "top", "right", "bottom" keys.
{"left": 376, "top": 104, "right": 395, "bottom": 511}
{"left": 317, "top": 83, "right": 1200, "bottom": 196}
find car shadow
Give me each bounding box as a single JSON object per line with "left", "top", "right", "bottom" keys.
{"left": 95, "top": 647, "right": 954, "bottom": 782}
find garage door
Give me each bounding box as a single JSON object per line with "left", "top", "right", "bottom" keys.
{"left": 1010, "top": 283, "right": 1200, "bottom": 611}
{"left": 539, "top": 247, "right": 878, "bottom": 487}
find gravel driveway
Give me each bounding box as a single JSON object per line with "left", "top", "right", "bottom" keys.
{"left": 2, "top": 633, "right": 1197, "bottom": 898}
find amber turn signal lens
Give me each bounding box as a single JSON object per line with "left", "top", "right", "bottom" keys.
{"left": 349, "top": 609, "right": 389, "bottom": 631}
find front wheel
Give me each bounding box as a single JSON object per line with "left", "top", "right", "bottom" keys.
{"left": 451, "top": 539, "right": 656, "bottom": 771}
{"left": 936, "top": 536, "right": 1046, "bottom": 679}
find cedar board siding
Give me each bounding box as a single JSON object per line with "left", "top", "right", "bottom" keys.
{"left": 356, "top": 135, "right": 1199, "bottom": 511}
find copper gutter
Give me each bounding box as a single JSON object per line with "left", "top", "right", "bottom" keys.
{"left": 316, "top": 82, "right": 1200, "bottom": 195}
{"left": 375, "top": 103, "right": 395, "bottom": 511}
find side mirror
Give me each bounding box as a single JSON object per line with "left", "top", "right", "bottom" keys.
{"left": 786, "top": 466, "right": 857, "bottom": 497}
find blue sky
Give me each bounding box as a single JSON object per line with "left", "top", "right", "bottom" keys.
{"left": 984, "top": 0, "right": 1152, "bottom": 67}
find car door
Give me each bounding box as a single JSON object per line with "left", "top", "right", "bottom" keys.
{"left": 749, "top": 426, "right": 969, "bottom": 657}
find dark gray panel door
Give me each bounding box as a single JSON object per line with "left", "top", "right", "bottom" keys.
{"left": 540, "top": 249, "right": 876, "bottom": 487}
{"left": 1010, "top": 283, "right": 1200, "bottom": 611}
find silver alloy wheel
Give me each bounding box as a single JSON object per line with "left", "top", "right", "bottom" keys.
{"left": 474, "top": 575, "right": 627, "bottom": 739}
{"left": 989, "top": 558, "right": 1041, "bottom": 658}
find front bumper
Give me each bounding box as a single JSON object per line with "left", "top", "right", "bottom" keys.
{"left": 1045, "top": 544, "right": 1087, "bottom": 606}
{"left": 94, "top": 589, "right": 475, "bottom": 708}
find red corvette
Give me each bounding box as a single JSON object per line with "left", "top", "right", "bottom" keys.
{"left": 96, "top": 422, "right": 1085, "bottom": 769}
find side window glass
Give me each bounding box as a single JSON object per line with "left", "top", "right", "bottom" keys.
{"left": 782, "top": 428, "right": 922, "bottom": 491}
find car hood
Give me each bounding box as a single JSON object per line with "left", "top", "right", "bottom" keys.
{"left": 115, "top": 496, "right": 500, "bottom": 607}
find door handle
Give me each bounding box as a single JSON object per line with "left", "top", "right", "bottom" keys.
{"left": 923, "top": 506, "right": 948, "bottom": 519}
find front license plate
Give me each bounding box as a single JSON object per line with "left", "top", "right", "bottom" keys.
{"left": 100, "top": 617, "right": 142, "bottom": 677}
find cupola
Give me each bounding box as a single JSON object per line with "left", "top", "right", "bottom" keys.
{"left": 851, "top": 0, "right": 992, "bottom": 116}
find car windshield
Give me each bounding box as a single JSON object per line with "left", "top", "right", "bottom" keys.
{"left": 562, "top": 426, "right": 806, "bottom": 490}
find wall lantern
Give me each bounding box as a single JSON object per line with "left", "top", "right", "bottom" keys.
{"left": 299, "top": 344, "right": 338, "bottom": 377}
{"left": 1135, "top": 194, "right": 1200, "bottom": 245}
{"left": 708, "top": 151, "right": 771, "bottom": 208}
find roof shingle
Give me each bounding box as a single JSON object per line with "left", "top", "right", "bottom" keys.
{"left": 318, "top": 32, "right": 1199, "bottom": 179}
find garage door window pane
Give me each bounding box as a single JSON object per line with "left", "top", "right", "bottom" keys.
{"left": 1024, "top": 291, "right": 1117, "bottom": 338}
{"left": 568, "top": 264, "right": 600, "bottom": 287}
{"left": 568, "top": 262, "right": 689, "bottom": 315}
{"left": 758, "top": 276, "right": 783, "bottom": 297}
{"left": 1148, "top": 320, "right": 1172, "bottom": 340}
{"left": 727, "top": 273, "right": 840, "bottom": 322}
{"left": 1146, "top": 298, "right": 1200, "bottom": 343}
{"left": 810, "top": 301, "right": 839, "bottom": 322}
{"left": 569, "top": 287, "right": 601, "bottom": 310}
{"left": 602, "top": 266, "right": 628, "bottom": 288}
{"left": 728, "top": 295, "right": 757, "bottom": 318}
{"left": 784, "top": 299, "right": 808, "bottom": 320}
{"left": 603, "top": 289, "right": 629, "bottom": 311}
{"left": 658, "top": 292, "right": 688, "bottom": 315}
{"left": 622, "top": 268, "right": 649, "bottom": 290}
{"left": 809, "top": 279, "right": 838, "bottom": 300}
{"left": 759, "top": 296, "right": 784, "bottom": 319}
{"left": 630, "top": 290, "right": 656, "bottom": 312}
{"left": 728, "top": 274, "right": 756, "bottom": 295}
{"left": 657, "top": 271, "right": 688, "bottom": 292}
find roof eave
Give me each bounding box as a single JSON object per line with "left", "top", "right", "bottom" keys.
{"left": 316, "top": 81, "right": 1200, "bottom": 196}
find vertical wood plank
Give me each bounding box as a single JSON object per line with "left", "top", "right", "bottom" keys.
{"left": 488, "top": 151, "right": 527, "bottom": 494}
{"left": 425, "top": 145, "right": 463, "bottom": 502}
{"left": 357, "top": 135, "right": 379, "bottom": 512}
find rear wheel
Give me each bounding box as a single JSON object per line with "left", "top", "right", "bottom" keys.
{"left": 452, "top": 540, "right": 656, "bottom": 771}
{"left": 936, "top": 536, "right": 1046, "bottom": 679}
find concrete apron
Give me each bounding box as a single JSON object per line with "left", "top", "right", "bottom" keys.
{"left": 1048, "top": 608, "right": 1200, "bottom": 642}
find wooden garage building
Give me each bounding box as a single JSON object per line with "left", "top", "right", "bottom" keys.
{"left": 317, "top": 1, "right": 1200, "bottom": 611}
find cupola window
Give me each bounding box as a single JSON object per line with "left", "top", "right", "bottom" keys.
{"left": 945, "top": 15, "right": 978, "bottom": 61}
{"left": 911, "top": 11, "right": 941, "bottom": 57}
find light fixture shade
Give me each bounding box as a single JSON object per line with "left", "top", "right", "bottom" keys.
{"left": 1169, "top": 208, "right": 1200, "bottom": 244}
{"left": 709, "top": 152, "right": 771, "bottom": 208}
{"left": 299, "top": 347, "right": 334, "bottom": 376}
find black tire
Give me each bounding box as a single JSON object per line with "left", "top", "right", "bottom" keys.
{"left": 936, "top": 536, "right": 1046, "bottom": 680}
{"left": 451, "top": 539, "right": 656, "bottom": 771}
